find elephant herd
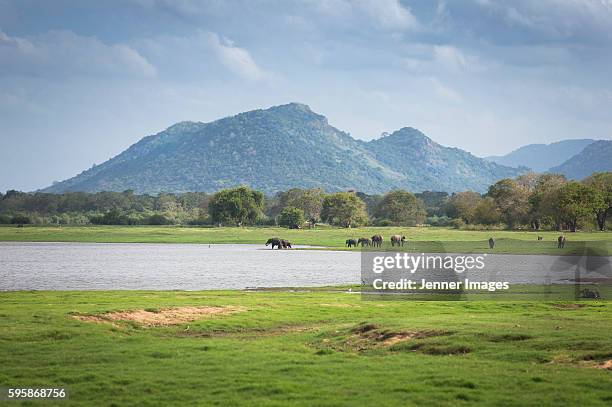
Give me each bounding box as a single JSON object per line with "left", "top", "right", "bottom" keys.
{"left": 267, "top": 234, "right": 568, "bottom": 250}
{"left": 345, "top": 234, "right": 406, "bottom": 248}
{"left": 265, "top": 237, "right": 292, "bottom": 249}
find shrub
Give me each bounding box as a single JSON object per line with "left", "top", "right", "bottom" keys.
{"left": 10, "top": 214, "right": 32, "bottom": 225}
{"left": 450, "top": 218, "right": 465, "bottom": 229}
{"left": 279, "top": 206, "right": 305, "bottom": 229}
{"left": 147, "top": 214, "right": 172, "bottom": 225}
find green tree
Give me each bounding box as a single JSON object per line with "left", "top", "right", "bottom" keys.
{"left": 557, "top": 182, "right": 606, "bottom": 232}
{"left": 374, "top": 190, "right": 426, "bottom": 226}
{"left": 277, "top": 188, "right": 324, "bottom": 224}
{"left": 321, "top": 192, "right": 368, "bottom": 228}
{"left": 10, "top": 214, "right": 31, "bottom": 225}
{"left": 529, "top": 173, "right": 567, "bottom": 230}
{"left": 473, "top": 197, "right": 500, "bottom": 225}
{"left": 208, "top": 186, "right": 264, "bottom": 226}
{"left": 583, "top": 172, "right": 612, "bottom": 231}
{"left": 445, "top": 191, "right": 482, "bottom": 224}
{"left": 278, "top": 206, "right": 305, "bottom": 229}
{"left": 487, "top": 178, "right": 530, "bottom": 229}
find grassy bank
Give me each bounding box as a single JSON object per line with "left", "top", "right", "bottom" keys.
{"left": 0, "top": 290, "right": 611, "bottom": 406}
{"left": 0, "top": 225, "right": 611, "bottom": 255}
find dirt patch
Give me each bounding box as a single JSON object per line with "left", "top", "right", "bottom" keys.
{"left": 316, "top": 322, "right": 450, "bottom": 353}
{"left": 596, "top": 360, "right": 612, "bottom": 370}
{"left": 488, "top": 333, "right": 532, "bottom": 342}
{"left": 73, "top": 306, "right": 245, "bottom": 327}
{"left": 551, "top": 303, "right": 586, "bottom": 310}
{"left": 319, "top": 303, "right": 357, "bottom": 308}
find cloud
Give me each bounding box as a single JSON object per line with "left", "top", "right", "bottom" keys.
{"left": 204, "top": 31, "right": 265, "bottom": 81}
{"left": 354, "top": 0, "right": 419, "bottom": 31}
{"left": 0, "top": 29, "right": 156, "bottom": 78}
{"left": 308, "top": 0, "right": 419, "bottom": 31}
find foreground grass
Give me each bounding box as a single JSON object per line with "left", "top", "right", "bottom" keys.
{"left": 0, "top": 290, "right": 611, "bottom": 406}
{"left": 0, "top": 225, "right": 611, "bottom": 255}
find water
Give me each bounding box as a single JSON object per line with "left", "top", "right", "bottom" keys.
{"left": 0, "top": 242, "right": 360, "bottom": 290}
{"left": 1, "top": 242, "right": 610, "bottom": 290}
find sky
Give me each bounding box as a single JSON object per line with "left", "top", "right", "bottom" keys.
{"left": 1, "top": 0, "right": 612, "bottom": 192}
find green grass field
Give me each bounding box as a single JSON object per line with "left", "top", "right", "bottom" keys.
{"left": 1, "top": 290, "right": 611, "bottom": 406}
{"left": 1, "top": 225, "right": 611, "bottom": 255}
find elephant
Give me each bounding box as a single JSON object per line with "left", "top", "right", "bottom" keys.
{"left": 265, "top": 238, "right": 283, "bottom": 249}
{"left": 358, "top": 237, "right": 371, "bottom": 247}
{"left": 558, "top": 235, "right": 566, "bottom": 248}
{"left": 580, "top": 288, "right": 600, "bottom": 299}
{"left": 281, "top": 239, "right": 292, "bottom": 249}
{"left": 371, "top": 235, "right": 383, "bottom": 248}
{"left": 488, "top": 237, "right": 495, "bottom": 249}
{"left": 390, "top": 235, "right": 406, "bottom": 247}
{"left": 346, "top": 239, "right": 358, "bottom": 248}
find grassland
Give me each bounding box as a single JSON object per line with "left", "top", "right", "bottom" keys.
{"left": 0, "top": 290, "right": 611, "bottom": 406}
{"left": 0, "top": 225, "right": 611, "bottom": 255}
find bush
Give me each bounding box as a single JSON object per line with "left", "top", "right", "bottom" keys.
{"left": 279, "top": 206, "right": 305, "bottom": 229}
{"left": 0, "top": 214, "right": 11, "bottom": 224}
{"left": 450, "top": 218, "right": 465, "bottom": 229}
{"left": 426, "top": 216, "right": 452, "bottom": 227}
{"left": 147, "top": 214, "right": 172, "bottom": 225}
{"left": 10, "top": 214, "right": 32, "bottom": 225}
{"left": 375, "top": 219, "right": 393, "bottom": 226}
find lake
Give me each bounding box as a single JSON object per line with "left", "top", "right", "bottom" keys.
{"left": 1, "top": 242, "right": 610, "bottom": 290}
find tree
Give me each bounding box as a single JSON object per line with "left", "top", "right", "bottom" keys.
{"left": 278, "top": 206, "right": 304, "bottom": 229}
{"left": 583, "top": 172, "right": 612, "bottom": 231}
{"left": 10, "top": 214, "right": 32, "bottom": 225}
{"left": 374, "top": 190, "right": 426, "bottom": 226}
{"left": 557, "top": 182, "right": 605, "bottom": 232}
{"left": 208, "top": 186, "right": 264, "bottom": 226}
{"left": 445, "top": 191, "right": 482, "bottom": 223}
{"left": 415, "top": 191, "right": 449, "bottom": 217}
{"left": 473, "top": 197, "right": 500, "bottom": 225}
{"left": 487, "top": 178, "right": 530, "bottom": 229}
{"left": 529, "top": 173, "right": 567, "bottom": 230}
{"left": 147, "top": 214, "right": 172, "bottom": 225}
{"left": 321, "top": 192, "right": 368, "bottom": 228}
{"left": 276, "top": 188, "right": 324, "bottom": 224}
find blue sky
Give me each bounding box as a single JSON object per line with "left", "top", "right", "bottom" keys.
{"left": 1, "top": 0, "right": 611, "bottom": 192}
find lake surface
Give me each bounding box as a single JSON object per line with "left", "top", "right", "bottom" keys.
{"left": 1, "top": 242, "right": 610, "bottom": 290}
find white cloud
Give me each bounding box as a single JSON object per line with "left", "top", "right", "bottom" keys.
{"left": 204, "top": 31, "right": 265, "bottom": 81}
{"left": 0, "top": 29, "right": 156, "bottom": 78}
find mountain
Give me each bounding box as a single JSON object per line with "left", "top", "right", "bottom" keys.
{"left": 42, "top": 103, "right": 524, "bottom": 195}
{"left": 548, "top": 140, "right": 612, "bottom": 180}
{"left": 485, "top": 139, "right": 595, "bottom": 172}
{"left": 367, "top": 127, "right": 522, "bottom": 192}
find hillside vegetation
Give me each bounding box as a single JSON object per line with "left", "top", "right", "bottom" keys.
{"left": 42, "top": 103, "right": 522, "bottom": 194}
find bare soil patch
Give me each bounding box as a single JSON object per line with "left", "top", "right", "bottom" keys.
{"left": 73, "top": 306, "right": 245, "bottom": 327}
{"left": 316, "top": 322, "right": 450, "bottom": 353}
{"left": 551, "top": 303, "right": 586, "bottom": 310}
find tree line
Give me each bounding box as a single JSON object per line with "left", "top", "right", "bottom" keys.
{"left": 1, "top": 171, "right": 610, "bottom": 231}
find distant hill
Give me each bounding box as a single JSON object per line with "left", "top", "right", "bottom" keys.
{"left": 367, "top": 127, "right": 522, "bottom": 192}
{"left": 485, "top": 139, "right": 595, "bottom": 172}
{"left": 549, "top": 140, "right": 612, "bottom": 180}
{"left": 42, "top": 103, "right": 524, "bottom": 194}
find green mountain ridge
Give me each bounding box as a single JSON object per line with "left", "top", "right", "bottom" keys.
{"left": 43, "top": 103, "right": 524, "bottom": 194}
